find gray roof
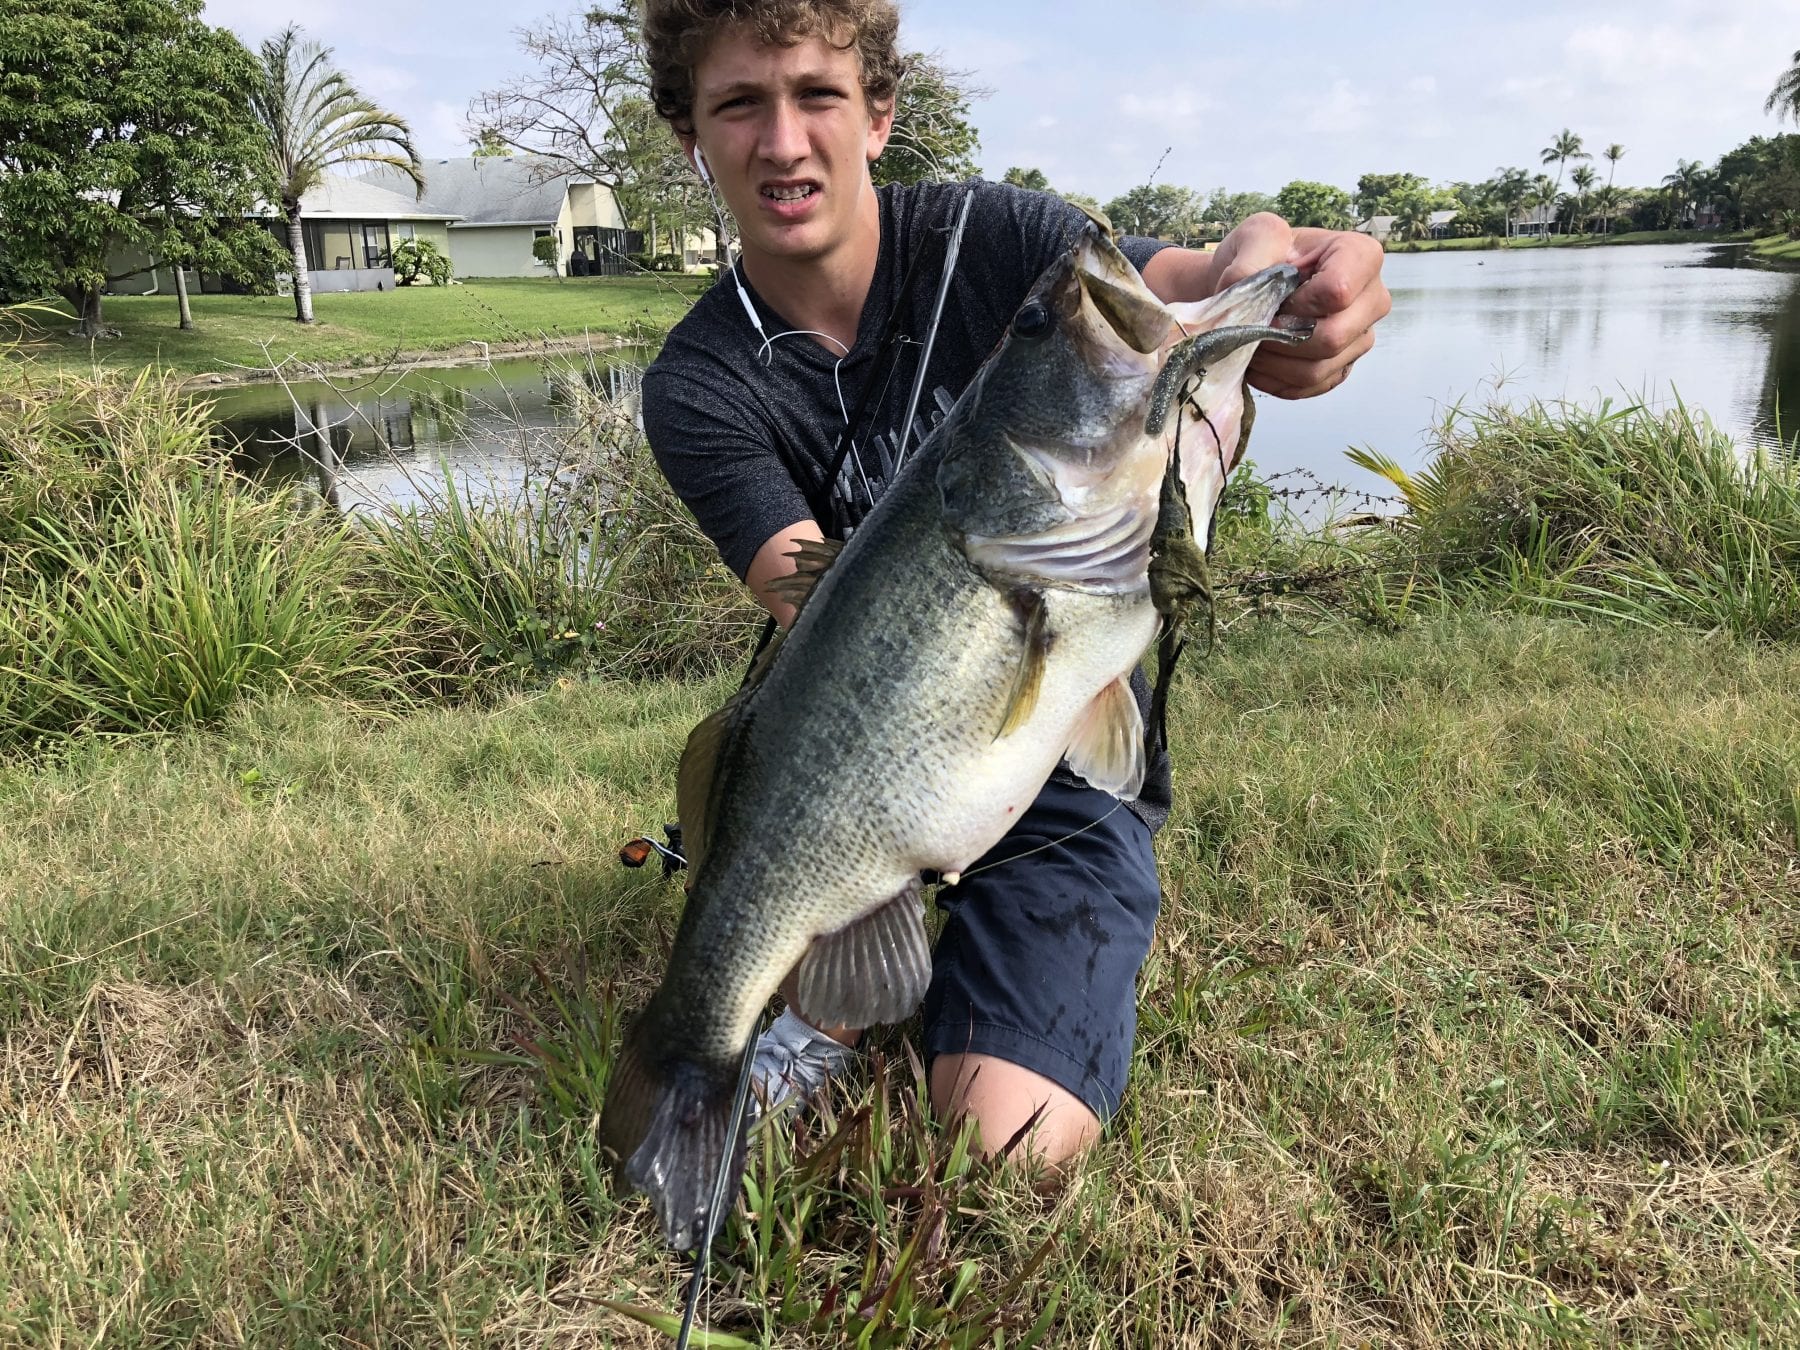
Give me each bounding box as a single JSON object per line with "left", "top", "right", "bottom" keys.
{"left": 359, "top": 155, "right": 581, "bottom": 227}
{"left": 298, "top": 176, "right": 460, "bottom": 221}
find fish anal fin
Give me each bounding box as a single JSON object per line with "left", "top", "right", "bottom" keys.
{"left": 794, "top": 882, "right": 930, "bottom": 1029}
{"left": 996, "top": 588, "right": 1051, "bottom": 738}
{"left": 764, "top": 536, "right": 845, "bottom": 616}
{"left": 1065, "top": 675, "right": 1146, "bottom": 800}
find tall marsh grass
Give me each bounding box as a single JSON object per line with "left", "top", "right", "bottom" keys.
{"left": 1343, "top": 398, "right": 1800, "bottom": 638}
{"left": 0, "top": 357, "right": 761, "bottom": 753}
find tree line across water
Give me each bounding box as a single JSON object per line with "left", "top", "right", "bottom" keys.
{"left": 1007, "top": 123, "right": 1800, "bottom": 246}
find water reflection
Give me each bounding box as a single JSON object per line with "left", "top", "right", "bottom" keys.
{"left": 199, "top": 244, "right": 1800, "bottom": 510}
{"left": 203, "top": 350, "right": 649, "bottom": 510}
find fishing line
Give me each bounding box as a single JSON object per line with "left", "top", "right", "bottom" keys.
{"left": 676, "top": 1022, "right": 760, "bottom": 1350}
{"left": 894, "top": 186, "right": 975, "bottom": 472}
{"left": 952, "top": 796, "right": 1130, "bottom": 883}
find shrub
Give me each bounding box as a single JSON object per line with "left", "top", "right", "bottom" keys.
{"left": 388, "top": 238, "right": 453, "bottom": 287}
{"left": 531, "top": 234, "right": 559, "bottom": 271}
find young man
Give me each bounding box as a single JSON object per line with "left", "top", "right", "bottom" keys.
{"left": 638, "top": 0, "right": 1390, "bottom": 1165}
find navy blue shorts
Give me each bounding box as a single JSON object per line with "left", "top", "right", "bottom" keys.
{"left": 922, "top": 777, "right": 1161, "bottom": 1121}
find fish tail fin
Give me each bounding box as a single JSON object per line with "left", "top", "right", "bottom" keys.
{"left": 598, "top": 1015, "right": 745, "bottom": 1251}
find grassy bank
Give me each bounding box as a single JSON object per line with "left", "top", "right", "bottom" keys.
{"left": 1387, "top": 228, "right": 1754, "bottom": 254}
{"left": 4, "top": 361, "right": 1800, "bottom": 1344}
{"left": 3, "top": 618, "right": 1797, "bottom": 1345}
{"left": 20, "top": 274, "right": 710, "bottom": 379}
{"left": 1753, "top": 234, "right": 1800, "bottom": 262}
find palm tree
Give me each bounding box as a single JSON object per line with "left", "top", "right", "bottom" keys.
{"left": 252, "top": 26, "right": 424, "bottom": 324}
{"left": 1493, "top": 166, "right": 1532, "bottom": 237}
{"left": 1569, "top": 164, "right": 1598, "bottom": 233}
{"left": 1662, "top": 159, "right": 1704, "bottom": 228}
{"left": 1767, "top": 50, "right": 1800, "bottom": 124}
{"left": 1539, "top": 129, "right": 1590, "bottom": 233}
{"left": 1592, "top": 184, "right": 1623, "bottom": 236}
{"left": 1603, "top": 143, "right": 1626, "bottom": 190}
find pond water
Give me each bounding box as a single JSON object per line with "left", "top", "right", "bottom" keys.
{"left": 204, "top": 242, "right": 1800, "bottom": 512}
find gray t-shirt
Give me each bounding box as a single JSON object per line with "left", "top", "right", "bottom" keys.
{"left": 642, "top": 180, "right": 1173, "bottom": 828}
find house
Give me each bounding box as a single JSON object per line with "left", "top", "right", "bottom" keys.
{"left": 357, "top": 155, "right": 647, "bottom": 278}
{"left": 1353, "top": 209, "right": 1460, "bottom": 243}
{"left": 105, "top": 176, "right": 458, "bottom": 296}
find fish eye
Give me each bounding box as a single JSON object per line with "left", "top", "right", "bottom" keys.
{"left": 1012, "top": 301, "right": 1052, "bottom": 340}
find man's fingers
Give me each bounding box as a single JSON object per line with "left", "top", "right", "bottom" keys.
{"left": 1249, "top": 328, "right": 1375, "bottom": 400}
{"left": 1259, "top": 266, "right": 1391, "bottom": 369}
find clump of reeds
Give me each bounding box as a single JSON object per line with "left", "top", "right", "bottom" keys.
{"left": 0, "top": 360, "right": 399, "bottom": 751}
{"left": 1224, "top": 399, "right": 1800, "bottom": 640}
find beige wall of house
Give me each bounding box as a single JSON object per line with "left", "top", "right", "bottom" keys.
{"left": 557, "top": 182, "right": 626, "bottom": 233}
{"left": 390, "top": 220, "right": 453, "bottom": 253}
{"left": 448, "top": 225, "right": 548, "bottom": 277}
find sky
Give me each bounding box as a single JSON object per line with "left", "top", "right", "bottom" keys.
{"left": 203, "top": 0, "right": 1798, "bottom": 202}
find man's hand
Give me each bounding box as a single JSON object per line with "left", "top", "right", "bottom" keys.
{"left": 1146, "top": 212, "right": 1391, "bottom": 400}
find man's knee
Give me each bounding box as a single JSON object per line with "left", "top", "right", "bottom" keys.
{"left": 928, "top": 1051, "right": 1101, "bottom": 1168}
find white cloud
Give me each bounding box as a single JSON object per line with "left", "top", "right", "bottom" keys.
{"left": 1117, "top": 86, "right": 1212, "bottom": 122}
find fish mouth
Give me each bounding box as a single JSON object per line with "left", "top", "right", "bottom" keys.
{"left": 1175, "top": 262, "right": 1306, "bottom": 338}
{"left": 1144, "top": 264, "right": 1312, "bottom": 436}
{"left": 1071, "top": 227, "right": 1173, "bottom": 356}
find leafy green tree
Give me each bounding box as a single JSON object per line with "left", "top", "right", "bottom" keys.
{"left": 1488, "top": 166, "right": 1533, "bottom": 237}
{"left": 1767, "top": 50, "right": 1800, "bottom": 125}
{"left": 1354, "top": 172, "right": 1426, "bottom": 219}
{"left": 1102, "top": 184, "right": 1200, "bottom": 240}
{"left": 1387, "top": 185, "right": 1436, "bottom": 242}
{"left": 388, "top": 237, "right": 452, "bottom": 286}
{"left": 253, "top": 25, "right": 422, "bottom": 325}
{"left": 1002, "top": 166, "right": 1051, "bottom": 192}
{"left": 1603, "top": 143, "right": 1626, "bottom": 189}
{"left": 1589, "top": 184, "right": 1622, "bottom": 235}
{"left": 1203, "top": 188, "right": 1277, "bottom": 230}
{"left": 471, "top": 127, "right": 511, "bottom": 157}
{"left": 0, "top": 0, "right": 280, "bottom": 336}
{"left": 1273, "top": 180, "right": 1352, "bottom": 230}
{"left": 1539, "top": 129, "right": 1589, "bottom": 233}
{"left": 873, "top": 53, "right": 984, "bottom": 186}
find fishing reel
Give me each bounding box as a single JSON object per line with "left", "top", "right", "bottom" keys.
{"left": 618, "top": 822, "right": 687, "bottom": 877}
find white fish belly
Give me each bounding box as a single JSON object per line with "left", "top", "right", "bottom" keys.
{"left": 890, "top": 588, "right": 1156, "bottom": 876}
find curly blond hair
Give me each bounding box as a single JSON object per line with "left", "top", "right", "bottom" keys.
{"left": 641, "top": 0, "right": 904, "bottom": 134}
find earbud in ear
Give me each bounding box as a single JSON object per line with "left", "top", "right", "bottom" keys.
{"left": 694, "top": 148, "right": 714, "bottom": 187}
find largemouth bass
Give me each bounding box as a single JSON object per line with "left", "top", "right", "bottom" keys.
{"left": 601, "top": 224, "right": 1305, "bottom": 1249}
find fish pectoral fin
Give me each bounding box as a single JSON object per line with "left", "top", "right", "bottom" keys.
{"left": 1064, "top": 675, "right": 1146, "bottom": 801}
{"left": 996, "top": 588, "right": 1050, "bottom": 739}
{"left": 794, "top": 881, "right": 931, "bottom": 1029}
{"left": 764, "top": 536, "right": 845, "bottom": 616}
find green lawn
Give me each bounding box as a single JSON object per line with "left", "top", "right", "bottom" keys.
{"left": 1388, "top": 228, "right": 1755, "bottom": 254}
{"left": 1753, "top": 234, "right": 1800, "bottom": 261}
{"left": 20, "top": 274, "right": 712, "bottom": 379}
{"left": 3, "top": 615, "right": 1797, "bottom": 1345}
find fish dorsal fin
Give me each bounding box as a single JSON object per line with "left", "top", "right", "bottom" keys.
{"left": 1065, "top": 675, "right": 1145, "bottom": 801}
{"left": 996, "top": 588, "right": 1050, "bottom": 738}
{"left": 794, "top": 881, "right": 931, "bottom": 1028}
{"left": 762, "top": 536, "right": 845, "bottom": 616}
